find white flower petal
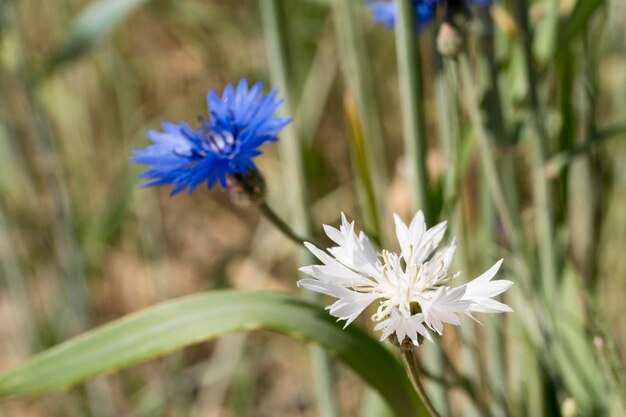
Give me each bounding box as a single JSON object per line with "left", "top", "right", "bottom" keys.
{"left": 321, "top": 214, "right": 380, "bottom": 277}
{"left": 467, "top": 298, "right": 513, "bottom": 314}
{"left": 414, "top": 220, "right": 447, "bottom": 264}
{"left": 322, "top": 224, "right": 345, "bottom": 246}
{"left": 298, "top": 264, "right": 373, "bottom": 288}
{"left": 302, "top": 242, "right": 372, "bottom": 286}
{"left": 462, "top": 259, "right": 513, "bottom": 314}
{"left": 358, "top": 231, "right": 379, "bottom": 266}
{"left": 394, "top": 211, "right": 427, "bottom": 263}
{"left": 326, "top": 291, "right": 380, "bottom": 327}
{"left": 393, "top": 213, "right": 412, "bottom": 262}
{"left": 374, "top": 309, "right": 431, "bottom": 345}
{"left": 421, "top": 286, "right": 471, "bottom": 334}
{"left": 468, "top": 258, "right": 502, "bottom": 283}
{"left": 297, "top": 278, "right": 344, "bottom": 298}
{"left": 418, "top": 238, "right": 457, "bottom": 287}
{"left": 299, "top": 212, "right": 513, "bottom": 347}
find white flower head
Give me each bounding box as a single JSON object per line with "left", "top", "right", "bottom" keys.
{"left": 298, "top": 211, "right": 513, "bottom": 346}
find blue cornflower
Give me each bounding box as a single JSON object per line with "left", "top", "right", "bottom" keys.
{"left": 367, "top": 0, "right": 438, "bottom": 31}
{"left": 130, "top": 79, "right": 290, "bottom": 195}
{"left": 366, "top": 0, "right": 492, "bottom": 31}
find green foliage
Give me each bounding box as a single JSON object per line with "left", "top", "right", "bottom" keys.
{"left": 48, "top": 0, "right": 152, "bottom": 71}
{"left": 0, "top": 291, "right": 427, "bottom": 417}
{"left": 1, "top": 0, "right": 625, "bottom": 416}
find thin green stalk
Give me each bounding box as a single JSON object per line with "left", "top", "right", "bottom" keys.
{"left": 579, "top": 31, "right": 626, "bottom": 407}
{"left": 259, "top": 0, "right": 311, "bottom": 235}
{"left": 544, "top": 122, "right": 626, "bottom": 176}
{"left": 259, "top": 2, "right": 338, "bottom": 417}
{"left": 456, "top": 54, "right": 559, "bottom": 411}
{"left": 538, "top": 0, "right": 561, "bottom": 61}
{"left": 513, "top": 0, "right": 559, "bottom": 303}
{"left": 419, "top": 346, "right": 512, "bottom": 414}
{"left": 456, "top": 55, "right": 523, "bottom": 253}
{"left": 477, "top": 8, "right": 521, "bottom": 219}
{"left": 343, "top": 93, "right": 382, "bottom": 246}
{"left": 400, "top": 348, "right": 441, "bottom": 417}
{"left": 511, "top": 1, "right": 563, "bottom": 399}
{"left": 10, "top": 4, "right": 110, "bottom": 415}
{"left": 27, "top": 84, "right": 92, "bottom": 332}
{"left": 333, "top": 0, "right": 387, "bottom": 241}
{"left": 475, "top": 16, "right": 519, "bottom": 414}
{"left": 436, "top": 59, "right": 460, "bottom": 212}
{"left": 296, "top": 18, "right": 338, "bottom": 146}
{"left": 0, "top": 202, "right": 40, "bottom": 352}
{"left": 478, "top": 166, "right": 510, "bottom": 417}
{"left": 259, "top": 202, "right": 315, "bottom": 246}
{"left": 432, "top": 57, "right": 460, "bottom": 417}
{"left": 14, "top": 23, "right": 91, "bottom": 333}
{"left": 394, "top": 0, "right": 430, "bottom": 219}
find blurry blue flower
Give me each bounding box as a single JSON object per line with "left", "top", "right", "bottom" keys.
{"left": 466, "top": 0, "right": 493, "bottom": 6}
{"left": 366, "top": 0, "right": 492, "bottom": 31}
{"left": 130, "top": 80, "right": 290, "bottom": 195}
{"left": 366, "top": 0, "right": 437, "bottom": 31}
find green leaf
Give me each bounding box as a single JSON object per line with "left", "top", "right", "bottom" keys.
{"left": 557, "top": 0, "right": 605, "bottom": 52}
{"left": 0, "top": 290, "right": 427, "bottom": 417}
{"left": 48, "top": 0, "right": 151, "bottom": 71}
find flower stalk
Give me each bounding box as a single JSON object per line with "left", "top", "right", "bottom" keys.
{"left": 259, "top": 202, "right": 315, "bottom": 246}
{"left": 259, "top": 2, "right": 339, "bottom": 417}
{"left": 400, "top": 347, "right": 442, "bottom": 417}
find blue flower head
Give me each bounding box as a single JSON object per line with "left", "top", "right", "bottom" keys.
{"left": 130, "top": 80, "right": 290, "bottom": 195}
{"left": 366, "top": 0, "right": 438, "bottom": 31}
{"left": 366, "top": 0, "right": 492, "bottom": 31}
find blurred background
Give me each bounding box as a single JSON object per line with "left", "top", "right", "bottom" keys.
{"left": 0, "top": 0, "right": 625, "bottom": 416}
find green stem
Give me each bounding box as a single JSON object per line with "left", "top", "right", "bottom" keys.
{"left": 0, "top": 202, "right": 40, "bottom": 351}
{"left": 343, "top": 94, "right": 382, "bottom": 247}
{"left": 420, "top": 354, "right": 503, "bottom": 416}
{"left": 394, "top": 0, "right": 430, "bottom": 219}
{"left": 259, "top": 2, "right": 338, "bottom": 417}
{"left": 400, "top": 348, "right": 441, "bottom": 417}
{"left": 475, "top": 16, "right": 519, "bottom": 414}
{"left": 333, "top": 1, "right": 386, "bottom": 241}
{"left": 513, "top": 0, "right": 559, "bottom": 303}
{"left": 545, "top": 122, "right": 626, "bottom": 176}
{"left": 456, "top": 55, "right": 524, "bottom": 253}
{"left": 259, "top": 202, "right": 312, "bottom": 246}
{"left": 259, "top": 0, "right": 311, "bottom": 235}
{"left": 436, "top": 57, "right": 460, "bottom": 214}
{"left": 433, "top": 56, "right": 459, "bottom": 417}
{"left": 14, "top": 20, "right": 91, "bottom": 333}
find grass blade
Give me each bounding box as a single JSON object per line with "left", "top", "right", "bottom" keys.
{"left": 394, "top": 0, "right": 430, "bottom": 219}
{"left": 47, "top": 0, "right": 152, "bottom": 72}
{"left": 0, "top": 290, "right": 428, "bottom": 417}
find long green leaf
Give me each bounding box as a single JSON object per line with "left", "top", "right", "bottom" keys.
{"left": 0, "top": 290, "right": 427, "bottom": 417}
{"left": 48, "top": 0, "right": 151, "bottom": 71}
{"left": 558, "top": 0, "right": 605, "bottom": 49}
{"left": 394, "top": 0, "right": 430, "bottom": 221}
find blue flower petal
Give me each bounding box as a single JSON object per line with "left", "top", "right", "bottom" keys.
{"left": 367, "top": 0, "right": 437, "bottom": 31}
{"left": 466, "top": 0, "right": 492, "bottom": 6}
{"left": 131, "top": 79, "right": 290, "bottom": 194}
{"left": 366, "top": 0, "right": 490, "bottom": 31}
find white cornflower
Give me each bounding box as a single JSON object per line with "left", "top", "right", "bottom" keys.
{"left": 298, "top": 211, "right": 513, "bottom": 346}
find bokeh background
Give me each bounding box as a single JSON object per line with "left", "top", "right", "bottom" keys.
{"left": 1, "top": 0, "right": 625, "bottom": 416}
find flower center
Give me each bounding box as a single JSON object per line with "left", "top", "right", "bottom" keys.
{"left": 369, "top": 249, "right": 449, "bottom": 323}
{"left": 194, "top": 116, "right": 239, "bottom": 157}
